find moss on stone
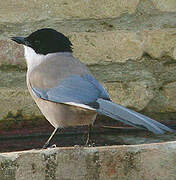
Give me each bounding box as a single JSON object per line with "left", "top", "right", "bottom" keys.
{"left": 0, "top": 64, "right": 26, "bottom": 72}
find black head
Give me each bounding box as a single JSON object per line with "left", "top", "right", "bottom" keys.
{"left": 11, "top": 28, "right": 73, "bottom": 55}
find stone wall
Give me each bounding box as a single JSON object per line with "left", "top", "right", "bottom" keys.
{"left": 1, "top": 142, "right": 176, "bottom": 180}
{"left": 1, "top": 0, "right": 176, "bottom": 121}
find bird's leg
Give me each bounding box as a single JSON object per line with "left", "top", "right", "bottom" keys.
{"left": 85, "top": 124, "right": 93, "bottom": 146}
{"left": 42, "top": 127, "right": 58, "bottom": 149}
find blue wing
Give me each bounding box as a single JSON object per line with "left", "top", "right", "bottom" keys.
{"left": 32, "top": 74, "right": 110, "bottom": 108}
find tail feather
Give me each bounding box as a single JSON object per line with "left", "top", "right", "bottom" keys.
{"left": 96, "top": 99, "right": 174, "bottom": 134}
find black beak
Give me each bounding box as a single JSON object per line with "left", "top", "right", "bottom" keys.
{"left": 11, "top": 37, "right": 26, "bottom": 45}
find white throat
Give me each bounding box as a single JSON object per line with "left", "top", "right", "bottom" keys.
{"left": 23, "top": 46, "right": 73, "bottom": 71}
{"left": 24, "top": 46, "right": 45, "bottom": 70}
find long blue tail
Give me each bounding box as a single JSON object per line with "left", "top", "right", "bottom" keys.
{"left": 96, "top": 99, "right": 174, "bottom": 134}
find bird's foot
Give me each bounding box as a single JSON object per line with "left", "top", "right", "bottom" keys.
{"left": 42, "top": 143, "right": 57, "bottom": 149}
{"left": 42, "top": 142, "right": 49, "bottom": 149}
{"left": 84, "top": 139, "right": 95, "bottom": 147}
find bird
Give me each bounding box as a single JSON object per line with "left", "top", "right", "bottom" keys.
{"left": 11, "top": 28, "right": 174, "bottom": 148}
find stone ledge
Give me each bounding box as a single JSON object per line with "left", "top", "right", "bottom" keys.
{"left": 0, "top": 141, "right": 176, "bottom": 180}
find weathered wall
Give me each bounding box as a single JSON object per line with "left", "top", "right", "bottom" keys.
{"left": 1, "top": 142, "right": 176, "bottom": 180}
{"left": 0, "top": 0, "right": 176, "bottom": 120}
